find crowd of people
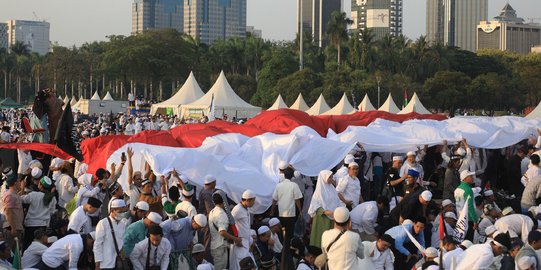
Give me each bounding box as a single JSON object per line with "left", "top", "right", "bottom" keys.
{"left": 2, "top": 107, "right": 541, "bottom": 270}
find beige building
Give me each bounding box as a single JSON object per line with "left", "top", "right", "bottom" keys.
{"left": 6, "top": 20, "right": 50, "bottom": 55}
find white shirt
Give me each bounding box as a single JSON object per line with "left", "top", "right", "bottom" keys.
{"left": 494, "top": 214, "right": 533, "bottom": 242}
{"left": 522, "top": 165, "right": 541, "bottom": 187}
{"left": 17, "top": 150, "right": 32, "bottom": 175}
{"left": 209, "top": 206, "right": 229, "bottom": 249}
{"left": 350, "top": 201, "right": 379, "bottom": 235}
{"left": 336, "top": 175, "right": 361, "bottom": 208}
{"left": 333, "top": 166, "right": 348, "bottom": 182}
{"left": 272, "top": 179, "right": 303, "bottom": 217}
{"left": 232, "top": 203, "right": 251, "bottom": 249}
{"left": 399, "top": 161, "right": 424, "bottom": 179}
{"left": 442, "top": 247, "right": 464, "bottom": 270}
{"left": 177, "top": 200, "right": 197, "bottom": 217}
{"left": 76, "top": 185, "right": 100, "bottom": 208}
{"left": 130, "top": 237, "right": 171, "bottom": 270}
{"left": 0, "top": 131, "right": 11, "bottom": 143}
{"left": 321, "top": 228, "right": 364, "bottom": 270}
{"left": 359, "top": 240, "right": 394, "bottom": 270}
{"left": 271, "top": 232, "right": 283, "bottom": 253}
{"left": 94, "top": 216, "right": 128, "bottom": 269}
{"left": 57, "top": 174, "right": 78, "bottom": 208}
{"left": 124, "top": 123, "right": 135, "bottom": 135}
{"left": 20, "top": 191, "right": 57, "bottom": 227}
{"left": 68, "top": 205, "right": 92, "bottom": 234}
{"left": 21, "top": 241, "right": 48, "bottom": 268}
{"left": 456, "top": 243, "right": 494, "bottom": 270}
{"left": 42, "top": 234, "right": 85, "bottom": 270}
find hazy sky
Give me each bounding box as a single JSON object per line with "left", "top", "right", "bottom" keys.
{"left": 1, "top": 0, "right": 540, "bottom": 46}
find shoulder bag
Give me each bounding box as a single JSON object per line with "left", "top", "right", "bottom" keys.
{"left": 106, "top": 217, "right": 130, "bottom": 270}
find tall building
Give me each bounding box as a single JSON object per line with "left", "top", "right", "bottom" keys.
{"left": 435, "top": 0, "right": 488, "bottom": 51}
{"left": 0, "top": 23, "right": 8, "bottom": 50}
{"left": 184, "top": 0, "right": 247, "bottom": 45}
{"left": 477, "top": 4, "right": 541, "bottom": 54}
{"left": 132, "top": 0, "right": 184, "bottom": 34}
{"left": 6, "top": 20, "right": 50, "bottom": 55}
{"left": 351, "top": 0, "right": 403, "bottom": 40}
{"left": 246, "top": 26, "right": 262, "bottom": 38}
{"left": 296, "top": 0, "right": 341, "bottom": 47}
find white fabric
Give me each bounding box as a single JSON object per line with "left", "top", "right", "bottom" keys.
{"left": 20, "top": 191, "right": 57, "bottom": 227}
{"left": 209, "top": 206, "right": 229, "bottom": 250}
{"left": 456, "top": 243, "right": 494, "bottom": 270}
{"left": 494, "top": 214, "right": 533, "bottom": 243}
{"left": 57, "top": 174, "right": 78, "bottom": 208}
{"left": 272, "top": 179, "right": 303, "bottom": 217}
{"left": 268, "top": 94, "right": 288, "bottom": 110}
{"left": 17, "top": 149, "right": 32, "bottom": 175}
{"left": 350, "top": 201, "right": 379, "bottom": 235}
{"left": 306, "top": 94, "right": 331, "bottom": 116}
{"left": 308, "top": 170, "right": 341, "bottom": 218}
{"left": 522, "top": 165, "right": 541, "bottom": 187}
{"left": 442, "top": 247, "right": 464, "bottom": 270}
{"left": 176, "top": 201, "right": 197, "bottom": 217}
{"left": 42, "top": 234, "right": 84, "bottom": 270}
{"left": 94, "top": 216, "right": 128, "bottom": 268}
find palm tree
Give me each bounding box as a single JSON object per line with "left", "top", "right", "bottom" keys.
{"left": 359, "top": 28, "right": 375, "bottom": 71}
{"left": 326, "top": 11, "right": 352, "bottom": 65}
{"left": 10, "top": 41, "right": 30, "bottom": 102}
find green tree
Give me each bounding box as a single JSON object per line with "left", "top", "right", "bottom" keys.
{"left": 326, "top": 11, "right": 352, "bottom": 65}
{"left": 421, "top": 71, "right": 471, "bottom": 111}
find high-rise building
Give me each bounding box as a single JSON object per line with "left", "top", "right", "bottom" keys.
{"left": 477, "top": 4, "right": 541, "bottom": 54}
{"left": 246, "top": 26, "right": 262, "bottom": 38}
{"left": 426, "top": 0, "right": 444, "bottom": 44}
{"left": 0, "top": 23, "right": 8, "bottom": 50}
{"left": 132, "top": 0, "right": 184, "bottom": 34}
{"left": 436, "top": 0, "right": 488, "bottom": 51}
{"left": 351, "top": 0, "right": 403, "bottom": 40}
{"left": 184, "top": 0, "right": 247, "bottom": 45}
{"left": 6, "top": 20, "right": 50, "bottom": 55}
{"left": 296, "top": 0, "right": 341, "bottom": 47}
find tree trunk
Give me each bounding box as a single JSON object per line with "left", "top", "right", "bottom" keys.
{"left": 337, "top": 42, "right": 341, "bottom": 65}
{"left": 64, "top": 80, "right": 68, "bottom": 97}
{"left": 102, "top": 74, "right": 105, "bottom": 93}
{"left": 144, "top": 82, "right": 148, "bottom": 99}
{"left": 159, "top": 81, "right": 163, "bottom": 101}
{"left": 150, "top": 79, "right": 153, "bottom": 100}
{"left": 120, "top": 80, "right": 124, "bottom": 99}
{"left": 53, "top": 69, "right": 57, "bottom": 91}
{"left": 4, "top": 71, "right": 7, "bottom": 98}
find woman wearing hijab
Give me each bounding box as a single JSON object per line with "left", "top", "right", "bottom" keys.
{"left": 76, "top": 173, "right": 100, "bottom": 208}
{"left": 308, "top": 170, "right": 341, "bottom": 248}
{"left": 20, "top": 176, "right": 57, "bottom": 249}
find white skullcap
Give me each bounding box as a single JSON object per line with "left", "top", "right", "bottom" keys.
{"left": 472, "top": 187, "right": 482, "bottom": 196}
{"left": 204, "top": 175, "right": 216, "bottom": 184}
{"left": 426, "top": 266, "right": 439, "bottom": 270}
{"left": 392, "top": 156, "right": 403, "bottom": 162}
{"left": 51, "top": 157, "right": 64, "bottom": 167}
{"left": 278, "top": 161, "right": 288, "bottom": 170}
{"left": 456, "top": 147, "right": 466, "bottom": 157}
{"left": 403, "top": 219, "right": 414, "bottom": 225}
{"left": 100, "top": 127, "right": 107, "bottom": 133}
{"left": 460, "top": 170, "right": 475, "bottom": 181}
{"left": 420, "top": 190, "right": 432, "bottom": 202}
{"left": 502, "top": 207, "right": 514, "bottom": 216}
{"left": 31, "top": 167, "right": 42, "bottom": 178}
{"left": 269, "top": 217, "right": 280, "bottom": 227}
{"left": 110, "top": 199, "right": 126, "bottom": 209}
{"left": 82, "top": 130, "right": 89, "bottom": 136}
{"left": 333, "top": 207, "right": 350, "bottom": 223}
{"left": 147, "top": 212, "right": 162, "bottom": 224}
{"left": 444, "top": 212, "right": 457, "bottom": 220}
{"left": 257, "top": 225, "right": 270, "bottom": 235}
{"left": 442, "top": 199, "right": 454, "bottom": 207}
{"left": 242, "top": 189, "right": 256, "bottom": 199}
{"left": 194, "top": 214, "right": 207, "bottom": 227}
{"left": 89, "top": 231, "right": 96, "bottom": 240}
{"left": 192, "top": 243, "right": 205, "bottom": 254}
{"left": 47, "top": 236, "right": 58, "bottom": 244}
{"left": 182, "top": 187, "right": 194, "bottom": 197}
{"left": 344, "top": 154, "right": 355, "bottom": 164}
{"left": 425, "top": 247, "right": 438, "bottom": 258}
{"left": 250, "top": 229, "right": 257, "bottom": 237}
{"left": 484, "top": 189, "right": 494, "bottom": 196}
{"left": 406, "top": 151, "right": 416, "bottom": 156}
{"left": 28, "top": 160, "right": 43, "bottom": 169}
{"left": 294, "top": 171, "right": 301, "bottom": 179}
{"left": 461, "top": 240, "right": 473, "bottom": 249}
{"left": 348, "top": 162, "right": 359, "bottom": 168}
{"left": 485, "top": 225, "right": 497, "bottom": 236}
{"left": 518, "top": 256, "right": 536, "bottom": 270}
{"left": 135, "top": 201, "right": 150, "bottom": 211}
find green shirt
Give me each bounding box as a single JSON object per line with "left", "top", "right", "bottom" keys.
{"left": 163, "top": 200, "right": 180, "bottom": 215}
{"left": 123, "top": 220, "right": 147, "bottom": 256}
{"left": 457, "top": 182, "right": 479, "bottom": 222}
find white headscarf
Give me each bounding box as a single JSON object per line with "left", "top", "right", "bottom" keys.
{"left": 308, "top": 170, "right": 341, "bottom": 217}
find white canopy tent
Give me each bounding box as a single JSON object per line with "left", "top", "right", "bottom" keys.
{"left": 358, "top": 94, "right": 376, "bottom": 112}
{"left": 323, "top": 93, "right": 356, "bottom": 115}
{"left": 181, "top": 71, "right": 261, "bottom": 119}
{"left": 102, "top": 91, "right": 114, "bottom": 101}
{"left": 70, "top": 97, "right": 77, "bottom": 107}
{"left": 150, "top": 72, "right": 204, "bottom": 116}
{"left": 90, "top": 91, "right": 101, "bottom": 100}
{"left": 290, "top": 93, "right": 310, "bottom": 111}
{"left": 379, "top": 94, "right": 401, "bottom": 113}
{"left": 306, "top": 94, "right": 331, "bottom": 116}
{"left": 268, "top": 94, "right": 288, "bottom": 110}
{"left": 63, "top": 96, "right": 69, "bottom": 105}
{"left": 399, "top": 92, "right": 431, "bottom": 114}
{"left": 526, "top": 101, "right": 541, "bottom": 119}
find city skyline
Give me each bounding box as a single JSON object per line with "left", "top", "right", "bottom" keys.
{"left": 0, "top": 0, "right": 540, "bottom": 47}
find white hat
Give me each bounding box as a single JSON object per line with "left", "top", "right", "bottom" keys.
{"left": 194, "top": 214, "right": 207, "bottom": 227}
{"left": 420, "top": 190, "right": 432, "bottom": 202}
{"left": 257, "top": 225, "right": 270, "bottom": 235}
{"left": 484, "top": 190, "right": 494, "bottom": 196}
{"left": 269, "top": 217, "right": 280, "bottom": 227}
{"left": 242, "top": 189, "right": 256, "bottom": 200}
{"left": 278, "top": 161, "right": 288, "bottom": 170}
{"left": 204, "top": 175, "right": 216, "bottom": 184}
{"left": 89, "top": 231, "right": 96, "bottom": 240}
{"left": 333, "top": 207, "right": 350, "bottom": 223}
{"left": 403, "top": 219, "right": 414, "bottom": 225}
{"left": 502, "top": 207, "right": 514, "bottom": 216}
{"left": 100, "top": 127, "right": 107, "bottom": 133}
{"left": 444, "top": 212, "right": 457, "bottom": 220}
{"left": 425, "top": 247, "right": 438, "bottom": 258}
{"left": 82, "top": 130, "right": 89, "bottom": 136}
{"left": 192, "top": 243, "right": 205, "bottom": 254}
{"left": 147, "top": 212, "right": 162, "bottom": 224}
{"left": 485, "top": 225, "right": 497, "bottom": 236}
{"left": 110, "top": 199, "right": 126, "bottom": 209}
{"left": 456, "top": 147, "right": 466, "bottom": 157}
{"left": 344, "top": 154, "right": 355, "bottom": 164}
{"left": 460, "top": 170, "right": 475, "bottom": 181}
{"left": 51, "top": 157, "right": 64, "bottom": 167}
{"left": 518, "top": 256, "right": 536, "bottom": 270}
{"left": 182, "top": 187, "right": 194, "bottom": 197}
{"left": 348, "top": 162, "right": 359, "bottom": 168}
{"left": 31, "top": 167, "right": 42, "bottom": 178}
{"left": 47, "top": 236, "right": 58, "bottom": 244}
{"left": 250, "top": 229, "right": 257, "bottom": 237}
{"left": 406, "top": 151, "right": 416, "bottom": 156}
{"left": 392, "top": 156, "right": 403, "bottom": 162}
{"left": 442, "top": 199, "right": 454, "bottom": 207}
{"left": 293, "top": 171, "right": 301, "bottom": 179}
{"left": 135, "top": 201, "right": 150, "bottom": 211}
{"left": 529, "top": 206, "right": 538, "bottom": 214}
{"left": 461, "top": 240, "right": 473, "bottom": 249}
{"left": 28, "top": 160, "right": 43, "bottom": 169}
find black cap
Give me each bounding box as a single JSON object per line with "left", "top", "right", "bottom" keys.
{"left": 108, "top": 182, "right": 121, "bottom": 193}
{"left": 260, "top": 254, "right": 275, "bottom": 268}
{"left": 494, "top": 232, "right": 512, "bottom": 251}
{"left": 380, "top": 234, "right": 395, "bottom": 246}
{"left": 528, "top": 230, "right": 541, "bottom": 243}
{"left": 148, "top": 225, "right": 163, "bottom": 236}
{"left": 442, "top": 235, "right": 458, "bottom": 245}
{"left": 239, "top": 256, "right": 256, "bottom": 270}
{"left": 306, "top": 245, "right": 322, "bottom": 257}
{"left": 87, "top": 197, "right": 102, "bottom": 208}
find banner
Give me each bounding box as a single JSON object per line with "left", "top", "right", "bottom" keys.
{"left": 402, "top": 225, "right": 426, "bottom": 255}
{"left": 453, "top": 196, "right": 469, "bottom": 242}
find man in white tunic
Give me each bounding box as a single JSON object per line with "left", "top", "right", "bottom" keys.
{"left": 337, "top": 162, "right": 363, "bottom": 209}
{"left": 456, "top": 233, "right": 511, "bottom": 270}
{"left": 350, "top": 197, "right": 388, "bottom": 241}
{"left": 230, "top": 190, "right": 257, "bottom": 270}
{"left": 67, "top": 197, "right": 102, "bottom": 234}
{"left": 359, "top": 234, "right": 395, "bottom": 270}
{"left": 400, "top": 151, "right": 424, "bottom": 180}
{"left": 94, "top": 199, "right": 129, "bottom": 269}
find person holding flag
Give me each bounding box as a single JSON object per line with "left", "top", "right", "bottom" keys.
{"left": 385, "top": 216, "right": 427, "bottom": 270}
{"left": 454, "top": 170, "right": 479, "bottom": 241}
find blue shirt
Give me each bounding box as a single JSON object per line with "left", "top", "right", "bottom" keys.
{"left": 160, "top": 217, "right": 195, "bottom": 252}
{"left": 385, "top": 224, "right": 425, "bottom": 256}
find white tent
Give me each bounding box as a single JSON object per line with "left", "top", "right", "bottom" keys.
{"left": 63, "top": 96, "right": 69, "bottom": 105}
{"left": 290, "top": 93, "right": 310, "bottom": 111}
{"left": 70, "top": 97, "right": 77, "bottom": 107}
{"left": 268, "top": 94, "right": 288, "bottom": 110}
{"left": 399, "top": 92, "right": 431, "bottom": 114}
{"left": 379, "top": 94, "right": 401, "bottom": 113}
{"left": 306, "top": 94, "right": 331, "bottom": 116}
{"left": 526, "top": 101, "right": 541, "bottom": 119}
{"left": 181, "top": 71, "right": 261, "bottom": 119}
{"left": 102, "top": 91, "right": 114, "bottom": 101}
{"left": 151, "top": 72, "right": 204, "bottom": 116}
{"left": 323, "top": 93, "right": 356, "bottom": 115}
{"left": 90, "top": 91, "right": 101, "bottom": 100}
{"left": 358, "top": 94, "right": 376, "bottom": 112}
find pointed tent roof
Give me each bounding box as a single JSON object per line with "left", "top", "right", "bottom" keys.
{"left": 323, "top": 93, "right": 356, "bottom": 115}
{"left": 90, "top": 91, "right": 101, "bottom": 100}
{"left": 526, "top": 101, "right": 541, "bottom": 119}
{"left": 154, "top": 72, "right": 204, "bottom": 107}
{"left": 398, "top": 92, "right": 431, "bottom": 114}
{"left": 378, "top": 93, "right": 401, "bottom": 113}
{"left": 290, "top": 93, "right": 310, "bottom": 111}
{"left": 358, "top": 94, "right": 376, "bottom": 112}
{"left": 268, "top": 94, "right": 288, "bottom": 110}
{"left": 0, "top": 97, "right": 23, "bottom": 109}
{"left": 63, "top": 96, "right": 69, "bottom": 104}
{"left": 70, "top": 97, "right": 77, "bottom": 106}
{"left": 102, "top": 91, "right": 114, "bottom": 101}
{"left": 306, "top": 94, "right": 331, "bottom": 116}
